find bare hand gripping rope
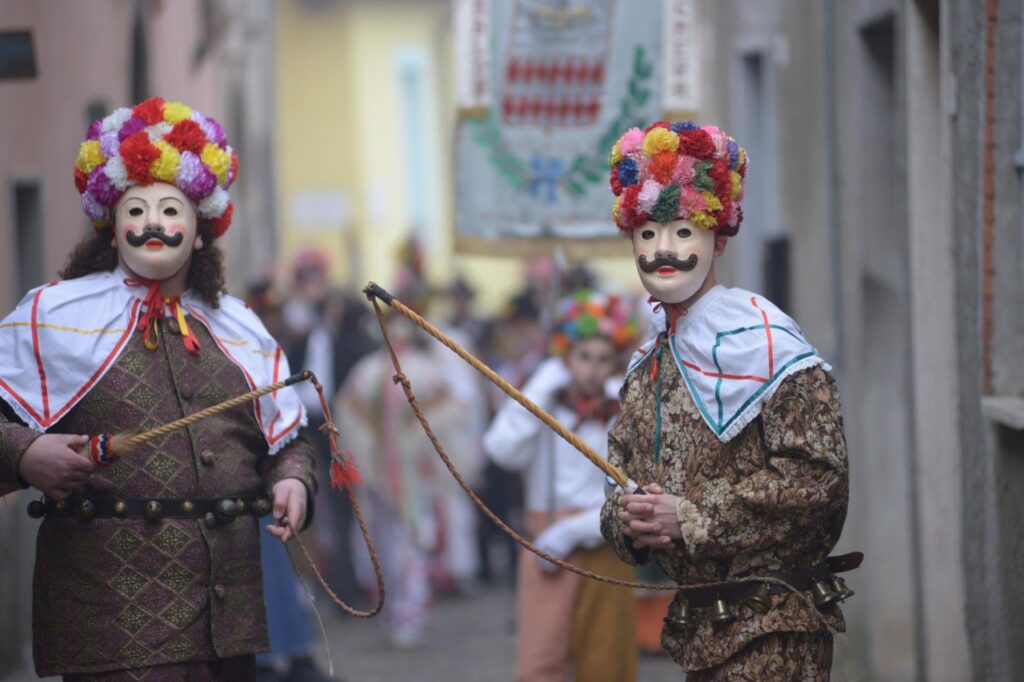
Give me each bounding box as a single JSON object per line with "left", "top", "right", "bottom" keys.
{"left": 34, "top": 370, "right": 386, "bottom": 620}
{"left": 364, "top": 281, "right": 800, "bottom": 595}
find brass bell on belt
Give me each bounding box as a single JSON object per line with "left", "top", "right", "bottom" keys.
{"left": 77, "top": 499, "right": 96, "bottom": 522}
{"left": 252, "top": 497, "right": 272, "bottom": 517}
{"left": 747, "top": 583, "right": 772, "bottom": 614}
{"left": 711, "top": 598, "right": 736, "bottom": 625}
{"left": 143, "top": 500, "right": 163, "bottom": 521}
{"left": 812, "top": 579, "right": 839, "bottom": 607}
{"left": 830, "top": 575, "right": 855, "bottom": 602}
{"left": 664, "top": 599, "right": 692, "bottom": 632}
{"left": 215, "top": 498, "right": 239, "bottom": 523}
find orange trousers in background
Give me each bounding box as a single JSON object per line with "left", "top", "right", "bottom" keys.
{"left": 516, "top": 543, "right": 638, "bottom": 682}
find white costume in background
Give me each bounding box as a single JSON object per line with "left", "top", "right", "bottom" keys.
{"left": 484, "top": 357, "right": 637, "bottom": 682}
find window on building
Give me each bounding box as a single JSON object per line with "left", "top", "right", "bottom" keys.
{"left": 131, "top": 4, "right": 149, "bottom": 102}
{"left": 0, "top": 30, "right": 37, "bottom": 80}
{"left": 13, "top": 182, "right": 44, "bottom": 294}
{"left": 85, "top": 100, "right": 108, "bottom": 133}
{"left": 733, "top": 48, "right": 779, "bottom": 296}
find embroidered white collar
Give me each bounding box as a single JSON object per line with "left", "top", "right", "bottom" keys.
{"left": 627, "top": 285, "right": 828, "bottom": 442}
{"left": 0, "top": 267, "right": 305, "bottom": 454}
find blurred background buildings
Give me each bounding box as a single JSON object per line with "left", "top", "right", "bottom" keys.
{"left": 1, "top": 1, "right": 1022, "bottom": 680}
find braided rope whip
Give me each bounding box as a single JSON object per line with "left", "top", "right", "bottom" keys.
{"left": 363, "top": 282, "right": 830, "bottom": 609}
{"left": 112, "top": 372, "right": 310, "bottom": 451}
{"left": 363, "top": 282, "right": 631, "bottom": 488}
{"left": 96, "top": 370, "right": 385, "bottom": 619}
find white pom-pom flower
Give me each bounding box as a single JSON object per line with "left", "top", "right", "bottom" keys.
{"left": 196, "top": 186, "right": 229, "bottom": 219}
{"left": 103, "top": 157, "right": 129, "bottom": 191}
{"left": 101, "top": 108, "right": 133, "bottom": 134}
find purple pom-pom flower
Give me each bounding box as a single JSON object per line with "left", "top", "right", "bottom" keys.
{"left": 100, "top": 130, "right": 120, "bottom": 158}
{"left": 193, "top": 112, "right": 228, "bottom": 148}
{"left": 727, "top": 140, "right": 739, "bottom": 169}
{"left": 176, "top": 151, "right": 217, "bottom": 201}
{"left": 82, "top": 191, "right": 108, "bottom": 223}
{"left": 86, "top": 167, "right": 121, "bottom": 207}
{"left": 118, "top": 117, "right": 147, "bottom": 141}
{"left": 86, "top": 119, "right": 102, "bottom": 141}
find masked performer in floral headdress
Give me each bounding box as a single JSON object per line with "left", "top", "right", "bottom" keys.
{"left": 484, "top": 290, "right": 639, "bottom": 682}
{"left": 0, "top": 98, "right": 317, "bottom": 681}
{"left": 599, "top": 121, "right": 851, "bottom": 680}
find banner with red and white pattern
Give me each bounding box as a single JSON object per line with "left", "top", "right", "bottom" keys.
{"left": 454, "top": 0, "right": 701, "bottom": 246}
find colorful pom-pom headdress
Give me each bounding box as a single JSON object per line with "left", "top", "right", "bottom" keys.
{"left": 74, "top": 97, "right": 238, "bottom": 237}
{"left": 608, "top": 121, "right": 747, "bottom": 236}
{"left": 550, "top": 290, "right": 639, "bottom": 356}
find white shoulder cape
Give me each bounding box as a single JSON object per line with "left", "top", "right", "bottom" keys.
{"left": 0, "top": 268, "right": 305, "bottom": 454}
{"left": 627, "top": 285, "right": 828, "bottom": 443}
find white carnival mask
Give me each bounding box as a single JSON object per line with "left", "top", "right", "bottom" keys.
{"left": 112, "top": 183, "right": 201, "bottom": 282}
{"left": 631, "top": 218, "right": 716, "bottom": 304}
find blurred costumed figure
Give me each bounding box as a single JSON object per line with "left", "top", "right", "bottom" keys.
{"left": 0, "top": 98, "right": 318, "bottom": 681}
{"left": 335, "top": 246, "right": 475, "bottom": 646}
{"left": 244, "top": 285, "right": 331, "bottom": 682}
{"left": 601, "top": 121, "right": 853, "bottom": 681}
{"left": 484, "top": 290, "right": 640, "bottom": 682}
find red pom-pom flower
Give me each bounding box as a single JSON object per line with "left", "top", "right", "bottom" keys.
{"left": 120, "top": 131, "right": 161, "bottom": 184}
{"left": 132, "top": 97, "right": 166, "bottom": 125}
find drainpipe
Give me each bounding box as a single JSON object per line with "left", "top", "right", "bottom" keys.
{"left": 823, "top": 0, "right": 843, "bottom": 378}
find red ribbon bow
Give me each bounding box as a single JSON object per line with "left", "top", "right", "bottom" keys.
{"left": 125, "top": 278, "right": 201, "bottom": 355}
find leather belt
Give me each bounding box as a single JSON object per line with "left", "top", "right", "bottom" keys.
{"left": 673, "top": 552, "right": 863, "bottom": 608}
{"left": 28, "top": 494, "right": 273, "bottom": 526}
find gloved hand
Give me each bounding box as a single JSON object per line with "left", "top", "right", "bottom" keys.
{"left": 532, "top": 507, "right": 603, "bottom": 573}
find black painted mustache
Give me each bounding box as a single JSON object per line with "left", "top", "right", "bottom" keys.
{"left": 637, "top": 253, "right": 699, "bottom": 273}
{"left": 125, "top": 228, "right": 184, "bottom": 248}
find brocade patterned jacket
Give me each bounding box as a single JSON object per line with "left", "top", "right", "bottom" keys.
{"left": 0, "top": 316, "right": 317, "bottom": 677}
{"left": 600, "top": 351, "right": 848, "bottom": 671}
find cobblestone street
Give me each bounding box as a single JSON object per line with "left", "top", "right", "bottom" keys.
{"left": 320, "top": 584, "right": 681, "bottom": 682}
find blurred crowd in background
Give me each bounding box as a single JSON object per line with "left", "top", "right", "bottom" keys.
{"left": 242, "top": 240, "right": 670, "bottom": 680}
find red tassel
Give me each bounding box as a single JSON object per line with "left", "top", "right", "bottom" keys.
{"left": 330, "top": 451, "right": 363, "bottom": 489}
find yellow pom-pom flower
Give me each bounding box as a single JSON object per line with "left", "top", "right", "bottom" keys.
{"left": 642, "top": 128, "right": 679, "bottom": 157}
{"left": 201, "top": 143, "right": 231, "bottom": 185}
{"left": 607, "top": 141, "right": 623, "bottom": 166}
{"left": 77, "top": 140, "right": 105, "bottom": 175}
{"left": 150, "top": 141, "right": 181, "bottom": 183}
{"left": 701, "top": 191, "right": 723, "bottom": 213}
{"left": 691, "top": 211, "right": 718, "bottom": 230}
{"left": 162, "top": 102, "right": 192, "bottom": 125}
{"left": 612, "top": 195, "right": 622, "bottom": 222}
{"left": 729, "top": 171, "right": 743, "bottom": 199}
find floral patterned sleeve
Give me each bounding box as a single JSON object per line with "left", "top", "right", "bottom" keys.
{"left": 600, "top": 416, "right": 651, "bottom": 566}
{"left": 0, "top": 399, "right": 42, "bottom": 489}
{"left": 675, "top": 366, "right": 849, "bottom": 561}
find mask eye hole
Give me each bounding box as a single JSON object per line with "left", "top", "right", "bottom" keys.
{"left": 641, "top": 229, "right": 655, "bottom": 240}
{"left": 128, "top": 207, "right": 144, "bottom": 217}
{"left": 677, "top": 227, "right": 692, "bottom": 239}
{"left": 163, "top": 206, "right": 178, "bottom": 217}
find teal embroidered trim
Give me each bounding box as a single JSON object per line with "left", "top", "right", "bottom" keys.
{"left": 653, "top": 336, "right": 664, "bottom": 465}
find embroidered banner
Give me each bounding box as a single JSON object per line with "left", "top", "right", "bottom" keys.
{"left": 454, "top": 0, "right": 667, "bottom": 247}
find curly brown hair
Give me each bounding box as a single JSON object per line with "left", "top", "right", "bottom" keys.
{"left": 58, "top": 223, "right": 225, "bottom": 307}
